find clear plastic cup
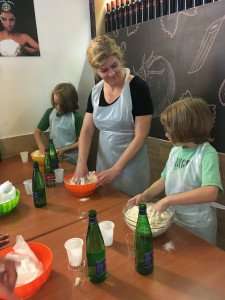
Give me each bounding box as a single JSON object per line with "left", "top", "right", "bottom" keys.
{"left": 23, "top": 179, "right": 32, "bottom": 195}
{"left": 99, "top": 221, "right": 115, "bottom": 247}
{"left": 54, "top": 168, "right": 64, "bottom": 183}
{"left": 64, "top": 238, "right": 83, "bottom": 268}
{"left": 20, "top": 151, "right": 29, "bottom": 163}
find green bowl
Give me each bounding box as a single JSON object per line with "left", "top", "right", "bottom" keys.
{"left": 0, "top": 189, "right": 20, "bottom": 215}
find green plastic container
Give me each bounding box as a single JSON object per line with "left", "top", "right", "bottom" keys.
{"left": 0, "top": 189, "right": 20, "bottom": 215}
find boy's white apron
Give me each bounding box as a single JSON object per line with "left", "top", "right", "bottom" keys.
{"left": 49, "top": 109, "right": 77, "bottom": 163}
{"left": 165, "top": 143, "right": 217, "bottom": 244}
{"left": 91, "top": 69, "right": 150, "bottom": 196}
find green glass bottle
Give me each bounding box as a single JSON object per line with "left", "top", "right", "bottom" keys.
{"left": 44, "top": 148, "right": 55, "bottom": 187}
{"left": 49, "top": 139, "right": 59, "bottom": 170}
{"left": 32, "top": 161, "right": 47, "bottom": 208}
{"left": 135, "top": 203, "right": 153, "bottom": 275}
{"left": 86, "top": 210, "right": 106, "bottom": 283}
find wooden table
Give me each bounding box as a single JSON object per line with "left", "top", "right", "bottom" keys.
{"left": 2, "top": 184, "right": 127, "bottom": 243}
{"left": 30, "top": 203, "right": 225, "bottom": 300}
{"left": 2, "top": 157, "right": 225, "bottom": 300}
{"left": 0, "top": 157, "right": 128, "bottom": 242}
{"left": 0, "top": 156, "right": 74, "bottom": 184}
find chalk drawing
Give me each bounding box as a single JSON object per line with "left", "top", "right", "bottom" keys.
{"left": 160, "top": 8, "right": 197, "bottom": 39}
{"left": 218, "top": 78, "right": 225, "bottom": 106}
{"left": 126, "top": 24, "right": 140, "bottom": 37}
{"left": 133, "top": 52, "right": 176, "bottom": 117}
{"left": 188, "top": 15, "right": 225, "bottom": 74}
{"left": 180, "top": 90, "right": 193, "bottom": 99}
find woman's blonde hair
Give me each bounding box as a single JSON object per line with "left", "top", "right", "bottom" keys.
{"left": 160, "top": 97, "right": 214, "bottom": 144}
{"left": 87, "top": 35, "right": 124, "bottom": 69}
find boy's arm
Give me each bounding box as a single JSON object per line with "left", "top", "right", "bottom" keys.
{"left": 56, "top": 141, "right": 79, "bottom": 157}
{"left": 142, "top": 178, "right": 165, "bottom": 202}
{"left": 154, "top": 185, "right": 219, "bottom": 213}
{"left": 34, "top": 108, "right": 52, "bottom": 154}
{"left": 34, "top": 128, "right": 45, "bottom": 154}
{"left": 128, "top": 178, "right": 165, "bottom": 207}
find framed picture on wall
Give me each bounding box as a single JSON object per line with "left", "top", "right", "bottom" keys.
{"left": 0, "top": 0, "right": 40, "bottom": 56}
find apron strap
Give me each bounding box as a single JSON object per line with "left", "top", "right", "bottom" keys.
{"left": 210, "top": 202, "right": 225, "bottom": 210}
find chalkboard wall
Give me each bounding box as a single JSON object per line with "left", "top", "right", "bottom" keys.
{"left": 112, "top": 1, "right": 225, "bottom": 153}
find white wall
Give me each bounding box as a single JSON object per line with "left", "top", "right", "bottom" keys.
{"left": 0, "top": 0, "right": 94, "bottom": 139}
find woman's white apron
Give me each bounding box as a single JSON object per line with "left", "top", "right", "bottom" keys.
{"left": 91, "top": 69, "right": 150, "bottom": 196}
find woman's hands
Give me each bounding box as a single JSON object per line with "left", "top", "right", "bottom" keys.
{"left": 73, "top": 165, "right": 120, "bottom": 187}
{"left": 73, "top": 162, "right": 89, "bottom": 181}
{"left": 96, "top": 167, "right": 120, "bottom": 187}
{"left": 0, "top": 258, "right": 18, "bottom": 300}
{"left": 0, "top": 234, "right": 9, "bottom": 248}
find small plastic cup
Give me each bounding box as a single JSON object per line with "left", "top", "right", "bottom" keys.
{"left": 54, "top": 168, "right": 64, "bottom": 183}
{"left": 99, "top": 221, "right": 115, "bottom": 247}
{"left": 20, "top": 151, "right": 29, "bottom": 163}
{"left": 23, "top": 179, "right": 32, "bottom": 195}
{"left": 64, "top": 238, "right": 83, "bottom": 268}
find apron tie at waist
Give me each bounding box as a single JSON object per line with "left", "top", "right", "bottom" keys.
{"left": 101, "top": 129, "right": 134, "bottom": 135}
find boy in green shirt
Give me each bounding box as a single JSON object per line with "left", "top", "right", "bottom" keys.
{"left": 129, "top": 98, "right": 223, "bottom": 244}
{"left": 34, "top": 83, "right": 83, "bottom": 164}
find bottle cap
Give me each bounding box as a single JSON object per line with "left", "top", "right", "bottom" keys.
{"left": 139, "top": 203, "right": 147, "bottom": 213}
{"left": 33, "top": 161, "right": 39, "bottom": 168}
{"left": 88, "top": 210, "right": 97, "bottom": 218}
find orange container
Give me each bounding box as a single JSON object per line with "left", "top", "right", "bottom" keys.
{"left": 31, "top": 150, "right": 45, "bottom": 174}
{"left": 30, "top": 150, "right": 45, "bottom": 165}
{"left": 64, "top": 174, "right": 97, "bottom": 197}
{"left": 0, "top": 242, "right": 53, "bottom": 299}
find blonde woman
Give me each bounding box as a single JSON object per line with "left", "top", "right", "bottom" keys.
{"left": 129, "top": 98, "right": 223, "bottom": 244}
{"left": 75, "top": 35, "right": 153, "bottom": 196}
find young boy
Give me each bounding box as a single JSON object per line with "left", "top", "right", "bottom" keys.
{"left": 34, "top": 83, "right": 83, "bottom": 164}
{"left": 128, "top": 98, "right": 223, "bottom": 244}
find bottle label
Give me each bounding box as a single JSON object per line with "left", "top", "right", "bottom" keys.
{"left": 45, "top": 173, "right": 55, "bottom": 187}
{"left": 33, "top": 191, "right": 46, "bottom": 207}
{"left": 96, "top": 259, "right": 106, "bottom": 277}
{"left": 144, "top": 251, "right": 153, "bottom": 270}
